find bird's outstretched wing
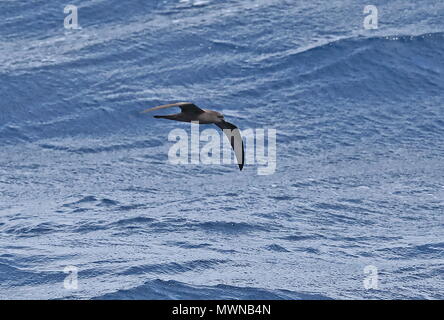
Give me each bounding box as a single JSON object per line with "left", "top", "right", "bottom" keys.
{"left": 141, "top": 102, "right": 204, "bottom": 114}
{"left": 216, "top": 121, "right": 245, "bottom": 171}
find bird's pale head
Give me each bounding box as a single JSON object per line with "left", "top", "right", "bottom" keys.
{"left": 207, "top": 110, "right": 224, "bottom": 123}
{"left": 215, "top": 111, "right": 224, "bottom": 119}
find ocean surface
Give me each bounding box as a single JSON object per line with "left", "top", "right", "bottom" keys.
{"left": 1, "top": 0, "right": 443, "bottom": 299}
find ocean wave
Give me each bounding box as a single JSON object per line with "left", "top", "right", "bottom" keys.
{"left": 1, "top": 31, "right": 443, "bottom": 145}
{"left": 93, "top": 279, "right": 331, "bottom": 300}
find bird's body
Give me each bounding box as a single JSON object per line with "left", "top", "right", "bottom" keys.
{"left": 154, "top": 109, "right": 222, "bottom": 124}
{"left": 142, "top": 102, "right": 245, "bottom": 170}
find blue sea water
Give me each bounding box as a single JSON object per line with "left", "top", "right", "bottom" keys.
{"left": 0, "top": 0, "right": 443, "bottom": 299}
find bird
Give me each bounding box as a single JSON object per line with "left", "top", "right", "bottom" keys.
{"left": 142, "top": 102, "right": 244, "bottom": 170}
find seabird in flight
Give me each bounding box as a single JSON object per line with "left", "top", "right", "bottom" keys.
{"left": 142, "top": 102, "right": 244, "bottom": 170}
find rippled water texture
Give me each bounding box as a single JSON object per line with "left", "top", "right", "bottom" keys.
{"left": 0, "top": 0, "right": 443, "bottom": 299}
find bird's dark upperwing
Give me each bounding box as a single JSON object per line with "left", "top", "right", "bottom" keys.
{"left": 141, "top": 102, "right": 204, "bottom": 114}
{"left": 216, "top": 121, "right": 245, "bottom": 171}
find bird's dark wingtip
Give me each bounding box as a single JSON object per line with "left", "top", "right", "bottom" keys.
{"left": 238, "top": 164, "right": 244, "bottom": 171}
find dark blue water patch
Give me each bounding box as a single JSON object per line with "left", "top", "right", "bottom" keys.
{"left": 377, "top": 242, "right": 444, "bottom": 260}
{"left": 108, "top": 216, "right": 158, "bottom": 234}
{"left": 1, "top": 222, "right": 68, "bottom": 238}
{"left": 265, "top": 244, "right": 290, "bottom": 252}
{"left": 268, "top": 195, "right": 297, "bottom": 201}
{"left": 94, "top": 279, "right": 331, "bottom": 300}
{"left": 121, "top": 187, "right": 160, "bottom": 194}
{"left": 0, "top": 262, "right": 64, "bottom": 287}
{"left": 270, "top": 33, "right": 444, "bottom": 101}
{"left": 211, "top": 248, "right": 238, "bottom": 254}
{"left": 411, "top": 263, "right": 444, "bottom": 280}
{"left": 337, "top": 198, "right": 365, "bottom": 204}
{"left": 63, "top": 199, "right": 151, "bottom": 214}
{"left": 116, "top": 204, "right": 147, "bottom": 211}
{"left": 38, "top": 143, "right": 71, "bottom": 152}
{"left": 119, "top": 259, "right": 228, "bottom": 276}
{"left": 62, "top": 195, "right": 97, "bottom": 207}
{"left": 70, "top": 208, "right": 89, "bottom": 213}
{"left": 220, "top": 206, "right": 239, "bottom": 211}
{"left": 110, "top": 217, "right": 189, "bottom": 235}
{"left": 77, "top": 196, "right": 98, "bottom": 203}
{"left": 356, "top": 251, "right": 376, "bottom": 258}
{"left": 62, "top": 196, "right": 121, "bottom": 211}
{"left": 4, "top": 253, "right": 76, "bottom": 267}
{"left": 147, "top": 221, "right": 182, "bottom": 233}
{"left": 0, "top": 255, "right": 108, "bottom": 290}
{"left": 301, "top": 247, "right": 321, "bottom": 255}
{"left": 167, "top": 241, "right": 212, "bottom": 249}
{"left": 96, "top": 198, "right": 119, "bottom": 207}
{"left": 252, "top": 211, "right": 293, "bottom": 220}
{"left": 191, "top": 221, "right": 269, "bottom": 234}
{"left": 317, "top": 202, "right": 381, "bottom": 216}
{"left": 223, "top": 192, "right": 239, "bottom": 197}
{"left": 112, "top": 216, "right": 156, "bottom": 226}
{"left": 313, "top": 202, "right": 353, "bottom": 212}
{"left": 312, "top": 204, "right": 375, "bottom": 225}
{"left": 410, "top": 203, "right": 444, "bottom": 212}
{"left": 140, "top": 153, "right": 169, "bottom": 163}
{"left": 281, "top": 234, "right": 326, "bottom": 241}
{"left": 74, "top": 222, "right": 109, "bottom": 233}
{"left": 333, "top": 235, "right": 402, "bottom": 243}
